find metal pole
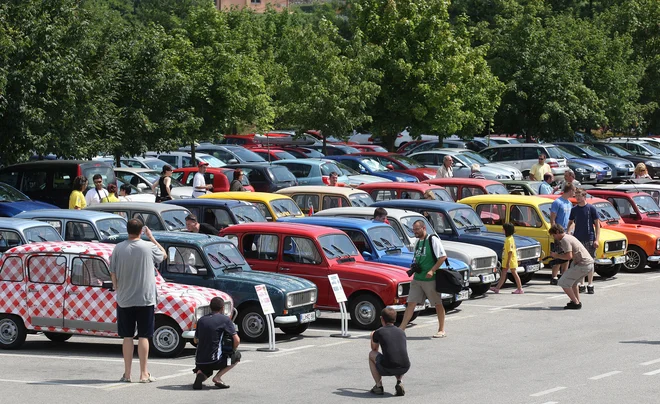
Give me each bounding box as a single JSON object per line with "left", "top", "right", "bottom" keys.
{"left": 331, "top": 302, "right": 351, "bottom": 338}
{"left": 256, "top": 314, "right": 279, "bottom": 352}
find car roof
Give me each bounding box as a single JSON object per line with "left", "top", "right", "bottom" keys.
{"left": 5, "top": 241, "right": 115, "bottom": 258}
{"left": 146, "top": 151, "right": 190, "bottom": 156}
{"left": 172, "top": 167, "right": 227, "bottom": 173}
{"left": 482, "top": 144, "right": 558, "bottom": 149}
{"left": 371, "top": 200, "right": 468, "bottom": 211}
{"left": 587, "top": 189, "right": 647, "bottom": 198}
{"left": 222, "top": 222, "right": 345, "bottom": 237}
{"left": 15, "top": 209, "right": 125, "bottom": 220}
{"left": 85, "top": 202, "right": 190, "bottom": 213}
{"left": 0, "top": 217, "right": 60, "bottom": 231}
{"left": 348, "top": 152, "right": 395, "bottom": 157}
{"left": 358, "top": 183, "right": 445, "bottom": 191}
{"left": 115, "top": 167, "right": 158, "bottom": 173}
{"left": 459, "top": 194, "right": 553, "bottom": 205}
{"left": 112, "top": 231, "right": 229, "bottom": 246}
{"left": 2, "top": 160, "right": 111, "bottom": 169}
{"left": 315, "top": 207, "right": 426, "bottom": 221}
{"left": 273, "top": 158, "right": 336, "bottom": 166}
{"left": 276, "top": 186, "right": 369, "bottom": 196}
{"left": 426, "top": 178, "right": 502, "bottom": 186}
{"left": 280, "top": 216, "right": 391, "bottom": 231}
{"left": 163, "top": 199, "right": 252, "bottom": 208}
{"left": 201, "top": 192, "right": 294, "bottom": 203}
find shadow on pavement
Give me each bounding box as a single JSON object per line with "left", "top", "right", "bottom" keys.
{"left": 158, "top": 384, "right": 198, "bottom": 391}
{"left": 44, "top": 379, "right": 119, "bottom": 385}
{"left": 405, "top": 336, "right": 433, "bottom": 341}
{"left": 333, "top": 387, "right": 394, "bottom": 398}
{"left": 514, "top": 306, "right": 565, "bottom": 311}
{"left": 619, "top": 340, "right": 660, "bottom": 345}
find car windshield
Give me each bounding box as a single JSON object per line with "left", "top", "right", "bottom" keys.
{"left": 349, "top": 193, "right": 375, "bottom": 207}
{"left": 394, "top": 155, "right": 425, "bottom": 169}
{"left": 460, "top": 151, "right": 489, "bottom": 165}
{"left": 97, "top": 218, "right": 128, "bottom": 238}
{"left": 233, "top": 205, "right": 267, "bottom": 223}
{"left": 23, "top": 226, "right": 62, "bottom": 243}
{"left": 231, "top": 148, "right": 265, "bottom": 162}
{"left": 594, "top": 202, "right": 621, "bottom": 221}
{"left": 505, "top": 138, "right": 521, "bottom": 144}
{"left": 270, "top": 166, "right": 297, "bottom": 182}
{"left": 205, "top": 242, "right": 247, "bottom": 270}
{"left": 360, "top": 158, "right": 389, "bottom": 172}
{"left": 400, "top": 216, "right": 436, "bottom": 237}
{"left": 544, "top": 147, "right": 567, "bottom": 159}
{"left": 334, "top": 162, "right": 359, "bottom": 176}
{"left": 580, "top": 145, "right": 606, "bottom": 157}
{"left": 641, "top": 142, "right": 660, "bottom": 155}
{"left": 320, "top": 162, "right": 344, "bottom": 176}
{"left": 161, "top": 210, "right": 189, "bottom": 231}
{"left": 136, "top": 170, "right": 161, "bottom": 184}
{"left": 448, "top": 208, "right": 483, "bottom": 229}
{"left": 274, "top": 151, "right": 296, "bottom": 160}
{"left": 603, "top": 144, "right": 631, "bottom": 156}
{"left": 368, "top": 226, "right": 405, "bottom": 250}
{"left": 198, "top": 154, "right": 227, "bottom": 167}
{"left": 271, "top": 198, "right": 303, "bottom": 217}
{"left": 633, "top": 195, "right": 660, "bottom": 213}
{"left": 557, "top": 146, "right": 581, "bottom": 159}
{"left": 0, "top": 182, "right": 30, "bottom": 202}
{"left": 338, "top": 145, "right": 361, "bottom": 154}
{"left": 318, "top": 233, "right": 359, "bottom": 258}
{"left": 539, "top": 203, "right": 552, "bottom": 223}
{"left": 485, "top": 184, "right": 509, "bottom": 194}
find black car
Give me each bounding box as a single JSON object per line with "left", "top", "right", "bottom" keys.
{"left": 591, "top": 142, "right": 660, "bottom": 179}
{"left": 179, "top": 144, "right": 266, "bottom": 165}
{"left": 224, "top": 163, "right": 297, "bottom": 192}
{"left": 164, "top": 198, "right": 267, "bottom": 229}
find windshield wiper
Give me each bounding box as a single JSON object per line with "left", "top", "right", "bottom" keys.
{"left": 208, "top": 252, "right": 242, "bottom": 271}
{"left": 331, "top": 244, "right": 351, "bottom": 258}
{"left": 28, "top": 235, "right": 48, "bottom": 242}
{"left": 322, "top": 246, "right": 336, "bottom": 257}
{"left": 164, "top": 219, "right": 177, "bottom": 229}
{"left": 172, "top": 216, "right": 185, "bottom": 227}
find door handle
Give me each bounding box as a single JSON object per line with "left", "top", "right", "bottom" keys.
{"left": 279, "top": 267, "right": 290, "bottom": 271}
{"left": 68, "top": 291, "right": 80, "bottom": 295}
{"left": 164, "top": 278, "right": 173, "bottom": 282}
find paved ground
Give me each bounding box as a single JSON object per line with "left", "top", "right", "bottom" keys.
{"left": 2, "top": 271, "right": 660, "bottom": 404}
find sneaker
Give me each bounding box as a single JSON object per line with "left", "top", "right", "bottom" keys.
{"left": 489, "top": 287, "right": 500, "bottom": 294}
{"left": 395, "top": 381, "right": 405, "bottom": 396}
{"left": 564, "top": 301, "right": 582, "bottom": 310}
{"left": 578, "top": 285, "right": 586, "bottom": 293}
{"left": 193, "top": 373, "right": 206, "bottom": 390}
{"left": 370, "top": 385, "right": 384, "bottom": 395}
{"left": 550, "top": 278, "right": 559, "bottom": 285}
{"left": 512, "top": 289, "right": 524, "bottom": 294}
{"left": 587, "top": 285, "right": 594, "bottom": 294}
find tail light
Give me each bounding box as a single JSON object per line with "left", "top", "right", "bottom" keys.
{"left": 368, "top": 136, "right": 374, "bottom": 142}
{"left": 321, "top": 176, "right": 329, "bottom": 185}
{"left": 548, "top": 160, "right": 559, "bottom": 168}
{"left": 397, "top": 133, "right": 403, "bottom": 138}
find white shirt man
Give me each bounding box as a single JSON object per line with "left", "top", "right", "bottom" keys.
{"left": 85, "top": 175, "right": 109, "bottom": 206}
{"left": 436, "top": 156, "right": 453, "bottom": 178}
{"left": 192, "top": 162, "right": 213, "bottom": 198}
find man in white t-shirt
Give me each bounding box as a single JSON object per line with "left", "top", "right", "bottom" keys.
{"left": 85, "top": 174, "right": 109, "bottom": 206}
{"left": 192, "top": 162, "right": 213, "bottom": 198}
{"left": 435, "top": 156, "right": 453, "bottom": 178}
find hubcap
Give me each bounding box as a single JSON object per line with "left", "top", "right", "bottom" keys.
{"left": 625, "top": 250, "right": 640, "bottom": 270}
{"left": 243, "top": 313, "right": 265, "bottom": 338}
{"left": 154, "top": 325, "right": 179, "bottom": 353}
{"left": 0, "top": 319, "right": 18, "bottom": 345}
{"left": 355, "top": 301, "right": 376, "bottom": 325}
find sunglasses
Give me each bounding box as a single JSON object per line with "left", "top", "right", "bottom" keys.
{"left": 94, "top": 180, "right": 103, "bottom": 184}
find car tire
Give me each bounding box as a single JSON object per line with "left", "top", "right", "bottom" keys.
{"left": 150, "top": 317, "right": 186, "bottom": 358}
{"left": 0, "top": 314, "right": 27, "bottom": 350}
{"left": 596, "top": 264, "right": 620, "bottom": 279}
{"left": 623, "top": 246, "right": 647, "bottom": 272}
{"left": 443, "top": 301, "right": 462, "bottom": 311}
{"left": 237, "top": 304, "right": 268, "bottom": 343}
{"left": 469, "top": 283, "right": 491, "bottom": 297}
{"left": 44, "top": 332, "right": 72, "bottom": 343}
{"left": 280, "top": 323, "right": 309, "bottom": 335}
{"left": 349, "top": 294, "right": 384, "bottom": 330}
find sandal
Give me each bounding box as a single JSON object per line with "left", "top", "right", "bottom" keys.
{"left": 214, "top": 381, "right": 230, "bottom": 389}
{"left": 139, "top": 374, "right": 156, "bottom": 383}
{"left": 119, "top": 375, "right": 131, "bottom": 383}
{"left": 432, "top": 331, "right": 447, "bottom": 338}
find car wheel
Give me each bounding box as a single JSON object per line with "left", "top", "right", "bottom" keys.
{"left": 280, "top": 323, "right": 309, "bottom": 335}
{"left": 623, "top": 246, "right": 647, "bottom": 272}
{"left": 44, "top": 332, "right": 72, "bottom": 343}
{"left": 443, "top": 301, "right": 462, "bottom": 311}
{"left": 595, "top": 264, "right": 620, "bottom": 279}
{"left": 150, "top": 317, "right": 186, "bottom": 358}
{"left": 237, "top": 304, "right": 268, "bottom": 343}
{"left": 469, "top": 283, "right": 491, "bottom": 297}
{"left": 349, "top": 294, "right": 384, "bottom": 330}
{"left": 0, "top": 315, "right": 27, "bottom": 350}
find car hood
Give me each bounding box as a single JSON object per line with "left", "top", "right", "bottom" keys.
{"left": 375, "top": 250, "right": 469, "bottom": 270}
{"left": 156, "top": 279, "right": 233, "bottom": 308}
{"left": 589, "top": 155, "right": 633, "bottom": 167}
{"left": 442, "top": 240, "right": 497, "bottom": 259}
{"left": 331, "top": 259, "right": 412, "bottom": 282}
{"left": 218, "top": 269, "right": 317, "bottom": 291}
{"left": 603, "top": 222, "right": 660, "bottom": 237}
{"left": 375, "top": 171, "right": 419, "bottom": 182}
{"left": 481, "top": 163, "right": 522, "bottom": 179}
{"left": 567, "top": 158, "right": 610, "bottom": 171}
{"left": 0, "top": 200, "right": 59, "bottom": 216}
{"left": 454, "top": 230, "right": 539, "bottom": 251}
{"left": 346, "top": 174, "right": 393, "bottom": 185}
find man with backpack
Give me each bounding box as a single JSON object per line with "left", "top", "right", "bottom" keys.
{"left": 398, "top": 220, "right": 449, "bottom": 338}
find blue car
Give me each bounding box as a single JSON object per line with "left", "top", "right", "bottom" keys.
{"left": 328, "top": 156, "right": 419, "bottom": 183}
{"left": 555, "top": 142, "right": 634, "bottom": 181}
{"left": 0, "top": 182, "right": 59, "bottom": 217}
{"left": 0, "top": 218, "right": 63, "bottom": 253}
{"left": 163, "top": 198, "right": 267, "bottom": 229}
{"left": 371, "top": 200, "right": 542, "bottom": 284}
{"left": 106, "top": 231, "right": 318, "bottom": 343}
{"left": 279, "top": 216, "right": 471, "bottom": 309}
{"left": 555, "top": 146, "right": 612, "bottom": 183}
{"left": 15, "top": 209, "right": 127, "bottom": 242}
{"left": 272, "top": 158, "right": 350, "bottom": 185}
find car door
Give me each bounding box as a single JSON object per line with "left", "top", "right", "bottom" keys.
{"left": 341, "top": 229, "right": 374, "bottom": 260}
{"left": 609, "top": 197, "right": 640, "bottom": 224}
{"left": 291, "top": 194, "right": 319, "bottom": 215}
{"left": 26, "top": 254, "right": 67, "bottom": 328}
{"left": 279, "top": 235, "right": 331, "bottom": 307}
{"left": 0, "top": 256, "right": 26, "bottom": 320}
{"left": 21, "top": 169, "right": 51, "bottom": 206}
{"left": 160, "top": 245, "right": 210, "bottom": 288}
{"left": 240, "top": 233, "right": 280, "bottom": 273}
{"left": 64, "top": 256, "right": 116, "bottom": 332}
{"left": 64, "top": 220, "right": 100, "bottom": 242}
{"left": 508, "top": 204, "right": 551, "bottom": 254}
{"left": 132, "top": 211, "right": 165, "bottom": 231}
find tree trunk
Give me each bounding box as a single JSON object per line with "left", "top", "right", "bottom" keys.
{"left": 190, "top": 142, "right": 196, "bottom": 166}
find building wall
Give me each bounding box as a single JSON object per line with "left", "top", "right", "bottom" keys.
{"left": 216, "top": 0, "right": 289, "bottom": 13}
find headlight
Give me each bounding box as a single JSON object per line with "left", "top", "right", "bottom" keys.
{"left": 575, "top": 168, "right": 585, "bottom": 173}
{"left": 622, "top": 240, "right": 626, "bottom": 250}
{"left": 604, "top": 243, "right": 609, "bottom": 252}
{"left": 656, "top": 239, "right": 660, "bottom": 250}
{"left": 496, "top": 175, "right": 504, "bottom": 179}
{"left": 224, "top": 301, "right": 232, "bottom": 317}
{"left": 195, "top": 306, "right": 206, "bottom": 321}
{"left": 615, "top": 163, "right": 626, "bottom": 168}
{"left": 535, "top": 246, "right": 542, "bottom": 257}
{"left": 491, "top": 257, "right": 497, "bottom": 268}
{"left": 462, "top": 271, "right": 468, "bottom": 281}
{"left": 470, "top": 259, "right": 476, "bottom": 270}
{"left": 310, "top": 289, "right": 317, "bottom": 303}
{"left": 397, "top": 284, "right": 404, "bottom": 296}
{"left": 647, "top": 161, "right": 660, "bottom": 167}
{"left": 286, "top": 293, "right": 293, "bottom": 308}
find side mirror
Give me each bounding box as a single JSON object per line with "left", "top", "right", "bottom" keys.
{"left": 228, "top": 159, "right": 238, "bottom": 165}
{"left": 197, "top": 268, "right": 208, "bottom": 276}
{"left": 453, "top": 161, "right": 464, "bottom": 167}
{"left": 386, "top": 164, "right": 394, "bottom": 170}
{"left": 581, "top": 153, "right": 588, "bottom": 158}
{"left": 630, "top": 213, "right": 640, "bottom": 220}
{"left": 101, "top": 281, "right": 114, "bottom": 291}
{"left": 361, "top": 251, "right": 373, "bottom": 259}
{"left": 137, "top": 183, "right": 147, "bottom": 190}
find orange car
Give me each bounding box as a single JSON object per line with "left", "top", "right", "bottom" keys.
{"left": 542, "top": 195, "right": 660, "bottom": 272}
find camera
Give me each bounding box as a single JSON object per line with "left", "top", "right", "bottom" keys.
{"left": 407, "top": 262, "right": 422, "bottom": 277}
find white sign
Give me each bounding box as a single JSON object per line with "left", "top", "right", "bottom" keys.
{"left": 328, "top": 274, "right": 347, "bottom": 303}
{"left": 255, "top": 284, "right": 275, "bottom": 315}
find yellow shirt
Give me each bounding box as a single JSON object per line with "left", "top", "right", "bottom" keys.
{"left": 503, "top": 235, "right": 518, "bottom": 269}
{"left": 529, "top": 163, "right": 551, "bottom": 181}
{"left": 69, "top": 190, "right": 87, "bottom": 210}
{"left": 101, "top": 194, "right": 119, "bottom": 203}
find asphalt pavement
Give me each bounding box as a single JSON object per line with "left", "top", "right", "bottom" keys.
{"left": 1, "top": 271, "right": 659, "bottom": 404}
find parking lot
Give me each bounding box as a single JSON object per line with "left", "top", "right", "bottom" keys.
{"left": 2, "top": 271, "right": 659, "bottom": 404}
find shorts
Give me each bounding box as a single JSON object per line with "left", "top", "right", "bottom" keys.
{"left": 375, "top": 353, "right": 409, "bottom": 377}
{"left": 194, "top": 351, "right": 242, "bottom": 377}
{"left": 558, "top": 264, "right": 594, "bottom": 288}
{"left": 408, "top": 279, "right": 443, "bottom": 306}
{"left": 581, "top": 241, "right": 597, "bottom": 259}
{"left": 117, "top": 305, "right": 155, "bottom": 338}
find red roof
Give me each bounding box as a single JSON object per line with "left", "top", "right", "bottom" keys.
{"left": 358, "top": 182, "right": 446, "bottom": 192}
{"left": 5, "top": 241, "right": 114, "bottom": 258}
{"left": 220, "top": 222, "right": 344, "bottom": 238}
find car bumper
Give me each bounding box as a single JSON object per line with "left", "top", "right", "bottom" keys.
{"left": 576, "top": 171, "right": 598, "bottom": 184}
{"left": 390, "top": 303, "right": 426, "bottom": 312}
{"left": 647, "top": 166, "right": 660, "bottom": 179}
{"left": 440, "top": 288, "right": 471, "bottom": 302}
{"left": 647, "top": 255, "right": 660, "bottom": 262}
{"left": 183, "top": 331, "right": 196, "bottom": 339}
{"left": 551, "top": 167, "right": 569, "bottom": 176}
{"left": 595, "top": 255, "right": 627, "bottom": 266}
{"left": 612, "top": 168, "right": 634, "bottom": 180}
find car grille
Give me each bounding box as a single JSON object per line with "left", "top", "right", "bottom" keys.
{"left": 474, "top": 257, "right": 494, "bottom": 272}
{"left": 288, "top": 290, "right": 316, "bottom": 308}
{"left": 517, "top": 246, "right": 540, "bottom": 261}
{"left": 400, "top": 282, "right": 411, "bottom": 297}
{"left": 606, "top": 240, "right": 626, "bottom": 253}
{"left": 198, "top": 305, "right": 211, "bottom": 317}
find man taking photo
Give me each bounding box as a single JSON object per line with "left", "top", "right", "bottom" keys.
{"left": 368, "top": 307, "right": 410, "bottom": 396}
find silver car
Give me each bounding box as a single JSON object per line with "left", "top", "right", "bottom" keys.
{"left": 480, "top": 144, "right": 569, "bottom": 178}
{"left": 114, "top": 168, "right": 194, "bottom": 199}
{"left": 410, "top": 149, "right": 523, "bottom": 180}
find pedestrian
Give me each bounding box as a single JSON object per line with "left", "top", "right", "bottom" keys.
{"left": 529, "top": 154, "right": 551, "bottom": 181}
{"left": 554, "top": 169, "right": 581, "bottom": 194}
{"left": 152, "top": 165, "right": 174, "bottom": 202}
{"left": 101, "top": 184, "right": 120, "bottom": 203}
{"left": 489, "top": 222, "right": 524, "bottom": 294}
{"left": 185, "top": 214, "right": 219, "bottom": 235}
{"left": 634, "top": 163, "right": 651, "bottom": 179}
{"left": 398, "top": 220, "right": 448, "bottom": 338}
{"left": 435, "top": 156, "right": 453, "bottom": 178}
{"left": 373, "top": 207, "right": 388, "bottom": 224}
{"left": 85, "top": 174, "right": 109, "bottom": 206}
{"left": 109, "top": 219, "right": 166, "bottom": 383}
{"left": 328, "top": 171, "right": 339, "bottom": 186}
{"left": 423, "top": 190, "right": 436, "bottom": 200}
{"left": 192, "top": 162, "right": 214, "bottom": 197}
{"left": 118, "top": 184, "right": 133, "bottom": 202}
{"left": 548, "top": 224, "right": 594, "bottom": 309}
{"left": 229, "top": 169, "right": 247, "bottom": 192}
{"left": 549, "top": 183, "right": 575, "bottom": 285}
{"left": 69, "top": 176, "right": 88, "bottom": 210}
{"left": 469, "top": 164, "right": 486, "bottom": 179}
{"left": 538, "top": 173, "right": 554, "bottom": 195}
{"left": 193, "top": 296, "right": 241, "bottom": 390}
{"left": 368, "top": 307, "right": 410, "bottom": 396}
{"left": 567, "top": 188, "right": 600, "bottom": 295}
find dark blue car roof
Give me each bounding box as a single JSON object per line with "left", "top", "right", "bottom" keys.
{"left": 279, "top": 216, "right": 385, "bottom": 231}
{"left": 372, "top": 200, "right": 468, "bottom": 211}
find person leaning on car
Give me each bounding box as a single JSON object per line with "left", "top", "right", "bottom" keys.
{"left": 185, "top": 214, "right": 219, "bottom": 235}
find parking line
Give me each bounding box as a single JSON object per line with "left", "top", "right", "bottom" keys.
{"left": 640, "top": 358, "right": 660, "bottom": 366}
{"left": 546, "top": 295, "right": 568, "bottom": 300}
{"left": 0, "top": 378, "right": 107, "bottom": 389}
{"left": 539, "top": 402, "right": 559, "bottom": 404}
{"left": 643, "top": 368, "right": 660, "bottom": 376}
{"left": 489, "top": 303, "right": 521, "bottom": 311}
{"left": 530, "top": 386, "right": 567, "bottom": 397}
{"left": 646, "top": 274, "right": 660, "bottom": 280}
{"left": 445, "top": 315, "right": 476, "bottom": 321}
{"left": 0, "top": 353, "right": 191, "bottom": 367}
{"left": 306, "top": 329, "right": 370, "bottom": 338}
{"left": 274, "top": 345, "right": 316, "bottom": 353}
{"left": 318, "top": 340, "right": 352, "bottom": 348}
{"left": 266, "top": 351, "right": 298, "bottom": 358}
{"left": 589, "top": 371, "right": 621, "bottom": 380}
{"left": 104, "top": 369, "right": 191, "bottom": 390}
{"left": 600, "top": 283, "right": 627, "bottom": 289}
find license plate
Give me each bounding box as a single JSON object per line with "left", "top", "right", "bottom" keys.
{"left": 628, "top": 168, "right": 634, "bottom": 172}
{"left": 613, "top": 256, "right": 627, "bottom": 264}
{"left": 481, "top": 274, "right": 495, "bottom": 283}
{"left": 299, "top": 312, "right": 316, "bottom": 323}
{"left": 456, "top": 290, "right": 469, "bottom": 301}
{"left": 590, "top": 174, "right": 597, "bottom": 179}
{"left": 606, "top": 171, "right": 612, "bottom": 176}
{"left": 525, "top": 264, "right": 540, "bottom": 272}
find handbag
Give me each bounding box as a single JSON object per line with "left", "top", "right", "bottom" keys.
{"left": 435, "top": 261, "right": 463, "bottom": 295}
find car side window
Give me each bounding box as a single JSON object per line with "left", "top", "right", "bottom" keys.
{"left": 159, "top": 155, "right": 176, "bottom": 166}
{"left": 522, "top": 147, "right": 540, "bottom": 160}
{"left": 0, "top": 170, "right": 20, "bottom": 187}
{"left": 182, "top": 156, "right": 193, "bottom": 167}
{"left": 476, "top": 204, "right": 506, "bottom": 226}
{"left": 445, "top": 186, "right": 458, "bottom": 201}
{"left": 242, "top": 234, "right": 278, "bottom": 261}
{"left": 0, "top": 256, "right": 23, "bottom": 281}
{"left": 22, "top": 170, "right": 48, "bottom": 192}
{"left": 461, "top": 187, "right": 485, "bottom": 199}
{"left": 412, "top": 153, "right": 435, "bottom": 165}
{"left": 510, "top": 205, "right": 543, "bottom": 228}
{"left": 44, "top": 220, "right": 62, "bottom": 233}
{"left": 497, "top": 148, "right": 518, "bottom": 162}
{"left": 425, "top": 211, "right": 452, "bottom": 234}
{"left": 283, "top": 163, "right": 312, "bottom": 178}
{"left": 204, "top": 208, "right": 232, "bottom": 229}
{"left": 0, "top": 230, "right": 22, "bottom": 252}
{"left": 339, "top": 160, "right": 360, "bottom": 170}
{"left": 342, "top": 230, "right": 369, "bottom": 254}
{"left": 292, "top": 194, "right": 319, "bottom": 213}
{"left": 52, "top": 171, "right": 73, "bottom": 190}
{"left": 247, "top": 169, "right": 266, "bottom": 183}
{"left": 71, "top": 257, "right": 111, "bottom": 286}
{"left": 132, "top": 212, "right": 163, "bottom": 230}
{"left": 65, "top": 221, "right": 97, "bottom": 242}
{"left": 480, "top": 149, "right": 497, "bottom": 162}
{"left": 28, "top": 255, "right": 66, "bottom": 284}
{"left": 373, "top": 190, "right": 396, "bottom": 201}
{"left": 610, "top": 197, "right": 634, "bottom": 217}
{"left": 282, "top": 236, "right": 322, "bottom": 264}
{"left": 322, "top": 195, "right": 349, "bottom": 209}
{"left": 166, "top": 246, "right": 205, "bottom": 275}
{"left": 171, "top": 171, "right": 185, "bottom": 183}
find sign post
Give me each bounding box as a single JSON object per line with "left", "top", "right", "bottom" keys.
{"left": 328, "top": 274, "right": 350, "bottom": 338}
{"left": 254, "top": 284, "right": 278, "bottom": 352}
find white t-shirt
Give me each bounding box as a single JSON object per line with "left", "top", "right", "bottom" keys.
{"left": 192, "top": 172, "right": 207, "bottom": 197}
{"left": 85, "top": 188, "right": 109, "bottom": 206}
{"left": 436, "top": 165, "right": 453, "bottom": 178}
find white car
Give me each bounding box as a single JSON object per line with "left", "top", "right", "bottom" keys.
{"left": 114, "top": 168, "right": 194, "bottom": 199}
{"left": 410, "top": 149, "right": 524, "bottom": 180}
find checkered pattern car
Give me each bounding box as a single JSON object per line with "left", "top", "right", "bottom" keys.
{"left": 0, "top": 241, "right": 233, "bottom": 358}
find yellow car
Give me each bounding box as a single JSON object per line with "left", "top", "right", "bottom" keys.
{"left": 275, "top": 186, "right": 374, "bottom": 214}
{"left": 200, "top": 192, "right": 304, "bottom": 221}
{"left": 459, "top": 194, "right": 627, "bottom": 278}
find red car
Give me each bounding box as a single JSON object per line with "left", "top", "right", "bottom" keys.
{"left": 358, "top": 182, "right": 453, "bottom": 202}
{"left": 348, "top": 152, "right": 436, "bottom": 181}
{"left": 396, "top": 140, "right": 426, "bottom": 154}
{"left": 219, "top": 222, "right": 418, "bottom": 330}
{"left": 423, "top": 178, "right": 509, "bottom": 201}
{"left": 249, "top": 148, "right": 297, "bottom": 162}
{"left": 585, "top": 189, "right": 660, "bottom": 227}
{"left": 172, "top": 167, "right": 255, "bottom": 192}
{"left": 351, "top": 144, "right": 388, "bottom": 153}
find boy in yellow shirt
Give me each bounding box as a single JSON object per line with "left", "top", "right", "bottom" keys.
{"left": 490, "top": 223, "right": 524, "bottom": 294}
